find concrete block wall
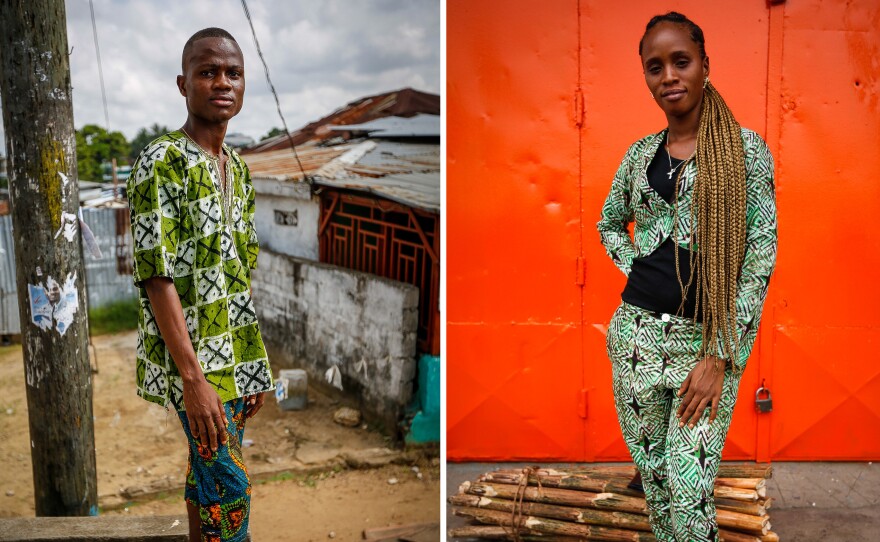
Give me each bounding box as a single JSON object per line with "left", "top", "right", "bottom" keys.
{"left": 251, "top": 178, "right": 320, "bottom": 261}
{"left": 252, "top": 248, "right": 419, "bottom": 434}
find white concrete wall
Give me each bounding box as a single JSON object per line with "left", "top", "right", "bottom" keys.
{"left": 252, "top": 178, "right": 320, "bottom": 261}
{"left": 251, "top": 248, "right": 419, "bottom": 434}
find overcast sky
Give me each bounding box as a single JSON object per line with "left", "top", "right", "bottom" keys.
{"left": 0, "top": 0, "right": 440, "bottom": 150}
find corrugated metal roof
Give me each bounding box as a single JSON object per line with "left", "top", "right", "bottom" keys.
{"left": 315, "top": 140, "right": 439, "bottom": 212}
{"left": 330, "top": 114, "right": 440, "bottom": 138}
{"left": 243, "top": 144, "right": 355, "bottom": 181}
{"left": 317, "top": 172, "right": 439, "bottom": 213}
{"left": 243, "top": 137, "right": 439, "bottom": 212}
{"left": 242, "top": 88, "right": 439, "bottom": 154}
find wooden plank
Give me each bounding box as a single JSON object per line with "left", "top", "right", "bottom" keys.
{"left": 363, "top": 521, "right": 439, "bottom": 541}
{"left": 0, "top": 515, "right": 218, "bottom": 542}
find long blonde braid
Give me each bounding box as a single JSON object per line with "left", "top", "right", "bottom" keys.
{"left": 674, "top": 81, "right": 748, "bottom": 369}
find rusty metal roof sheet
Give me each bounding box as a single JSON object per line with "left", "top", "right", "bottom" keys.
{"left": 242, "top": 88, "right": 440, "bottom": 154}
{"left": 315, "top": 141, "right": 439, "bottom": 212}
{"left": 329, "top": 114, "right": 440, "bottom": 138}
{"left": 243, "top": 144, "right": 354, "bottom": 181}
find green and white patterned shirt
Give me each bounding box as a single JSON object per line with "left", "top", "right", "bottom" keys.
{"left": 128, "top": 130, "right": 273, "bottom": 410}
{"left": 597, "top": 127, "right": 778, "bottom": 369}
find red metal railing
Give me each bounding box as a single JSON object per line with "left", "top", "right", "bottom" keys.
{"left": 319, "top": 191, "right": 439, "bottom": 355}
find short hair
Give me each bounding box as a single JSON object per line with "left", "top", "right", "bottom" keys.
{"left": 181, "top": 27, "right": 238, "bottom": 72}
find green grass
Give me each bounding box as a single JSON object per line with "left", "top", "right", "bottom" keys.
{"left": 88, "top": 297, "right": 140, "bottom": 335}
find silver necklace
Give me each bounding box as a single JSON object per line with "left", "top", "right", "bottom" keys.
{"left": 665, "top": 141, "right": 695, "bottom": 180}
{"left": 181, "top": 128, "right": 233, "bottom": 226}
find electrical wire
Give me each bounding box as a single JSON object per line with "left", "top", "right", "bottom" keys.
{"left": 240, "top": 0, "right": 309, "bottom": 182}
{"left": 88, "top": 0, "right": 110, "bottom": 129}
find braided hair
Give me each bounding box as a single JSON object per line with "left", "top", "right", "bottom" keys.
{"left": 642, "top": 13, "right": 748, "bottom": 368}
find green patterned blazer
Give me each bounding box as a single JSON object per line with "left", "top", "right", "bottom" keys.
{"left": 597, "top": 128, "right": 778, "bottom": 370}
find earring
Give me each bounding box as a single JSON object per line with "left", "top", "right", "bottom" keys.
{"left": 703, "top": 76, "right": 709, "bottom": 88}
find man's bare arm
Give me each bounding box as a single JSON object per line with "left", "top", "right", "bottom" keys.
{"left": 143, "top": 277, "right": 228, "bottom": 451}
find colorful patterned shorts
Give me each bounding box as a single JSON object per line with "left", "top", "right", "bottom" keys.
{"left": 178, "top": 398, "right": 251, "bottom": 542}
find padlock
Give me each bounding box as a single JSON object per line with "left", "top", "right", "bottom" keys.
{"left": 755, "top": 387, "right": 773, "bottom": 413}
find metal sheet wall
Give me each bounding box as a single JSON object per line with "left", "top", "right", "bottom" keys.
{"left": 0, "top": 216, "right": 21, "bottom": 334}
{"left": 0, "top": 208, "right": 136, "bottom": 334}
{"left": 80, "top": 208, "right": 137, "bottom": 310}
{"left": 447, "top": 0, "right": 880, "bottom": 461}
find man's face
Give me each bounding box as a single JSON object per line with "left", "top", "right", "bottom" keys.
{"left": 177, "top": 37, "right": 245, "bottom": 125}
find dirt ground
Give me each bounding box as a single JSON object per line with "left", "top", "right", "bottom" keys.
{"left": 0, "top": 330, "right": 440, "bottom": 541}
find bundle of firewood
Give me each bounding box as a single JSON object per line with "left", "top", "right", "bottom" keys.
{"left": 448, "top": 464, "right": 777, "bottom": 542}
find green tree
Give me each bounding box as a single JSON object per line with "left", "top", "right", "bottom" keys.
{"left": 75, "top": 124, "right": 129, "bottom": 182}
{"left": 129, "top": 123, "right": 169, "bottom": 160}
{"left": 260, "top": 126, "right": 284, "bottom": 141}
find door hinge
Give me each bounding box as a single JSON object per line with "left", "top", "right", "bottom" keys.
{"left": 578, "top": 389, "right": 588, "bottom": 418}
{"left": 574, "top": 87, "right": 585, "bottom": 127}
{"left": 576, "top": 256, "right": 586, "bottom": 286}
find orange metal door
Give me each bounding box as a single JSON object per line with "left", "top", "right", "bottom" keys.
{"left": 762, "top": 0, "right": 880, "bottom": 460}
{"left": 447, "top": 0, "right": 880, "bottom": 461}
{"left": 447, "top": 0, "right": 585, "bottom": 460}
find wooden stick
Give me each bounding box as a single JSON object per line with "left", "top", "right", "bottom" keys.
{"left": 536, "top": 466, "right": 639, "bottom": 479}
{"left": 761, "top": 498, "right": 773, "bottom": 511}
{"left": 714, "top": 497, "right": 766, "bottom": 517}
{"left": 482, "top": 470, "right": 763, "bottom": 502}
{"left": 760, "top": 532, "right": 779, "bottom": 542}
{"left": 717, "top": 464, "right": 773, "bottom": 479}
{"left": 453, "top": 506, "right": 658, "bottom": 541}
{"left": 466, "top": 481, "right": 649, "bottom": 515}
{"left": 715, "top": 478, "right": 766, "bottom": 491}
{"left": 714, "top": 486, "right": 760, "bottom": 502}
{"left": 481, "top": 471, "right": 644, "bottom": 498}
{"left": 716, "top": 509, "right": 770, "bottom": 535}
{"left": 449, "top": 494, "right": 652, "bottom": 532}
{"left": 448, "top": 524, "right": 588, "bottom": 540}
{"left": 719, "top": 529, "right": 762, "bottom": 542}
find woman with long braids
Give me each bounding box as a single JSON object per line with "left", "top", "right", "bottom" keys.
{"left": 597, "top": 12, "right": 777, "bottom": 541}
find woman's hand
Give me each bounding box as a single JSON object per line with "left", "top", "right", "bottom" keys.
{"left": 676, "top": 356, "right": 726, "bottom": 428}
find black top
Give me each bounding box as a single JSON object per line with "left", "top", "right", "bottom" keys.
{"left": 620, "top": 140, "right": 700, "bottom": 318}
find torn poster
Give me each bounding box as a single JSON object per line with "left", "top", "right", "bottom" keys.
{"left": 28, "top": 284, "right": 53, "bottom": 331}
{"left": 78, "top": 208, "right": 102, "bottom": 258}
{"left": 53, "top": 273, "right": 79, "bottom": 335}
{"left": 27, "top": 271, "right": 79, "bottom": 335}
{"left": 54, "top": 211, "right": 78, "bottom": 242}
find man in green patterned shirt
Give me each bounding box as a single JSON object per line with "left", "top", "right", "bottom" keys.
{"left": 127, "top": 27, "right": 272, "bottom": 542}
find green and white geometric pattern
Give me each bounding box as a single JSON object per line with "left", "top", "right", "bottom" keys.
{"left": 597, "top": 127, "right": 777, "bottom": 370}
{"left": 608, "top": 302, "right": 742, "bottom": 542}
{"left": 128, "top": 131, "right": 273, "bottom": 411}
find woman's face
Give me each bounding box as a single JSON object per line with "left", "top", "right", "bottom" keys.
{"left": 640, "top": 22, "right": 709, "bottom": 121}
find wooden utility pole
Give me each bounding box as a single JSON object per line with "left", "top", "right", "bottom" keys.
{"left": 0, "top": 1, "right": 98, "bottom": 516}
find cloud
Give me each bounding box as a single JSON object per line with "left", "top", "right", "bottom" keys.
{"left": 0, "top": 0, "right": 439, "bottom": 153}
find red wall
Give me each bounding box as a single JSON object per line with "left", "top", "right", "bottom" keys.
{"left": 447, "top": 0, "right": 880, "bottom": 461}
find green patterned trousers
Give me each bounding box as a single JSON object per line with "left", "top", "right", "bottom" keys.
{"left": 607, "top": 302, "right": 741, "bottom": 542}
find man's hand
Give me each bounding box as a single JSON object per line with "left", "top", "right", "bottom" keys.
{"left": 183, "top": 377, "right": 228, "bottom": 452}
{"left": 245, "top": 391, "right": 266, "bottom": 419}
{"left": 676, "top": 356, "right": 726, "bottom": 428}
{"left": 142, "top": 277, "right": 230, "bottom": 452}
